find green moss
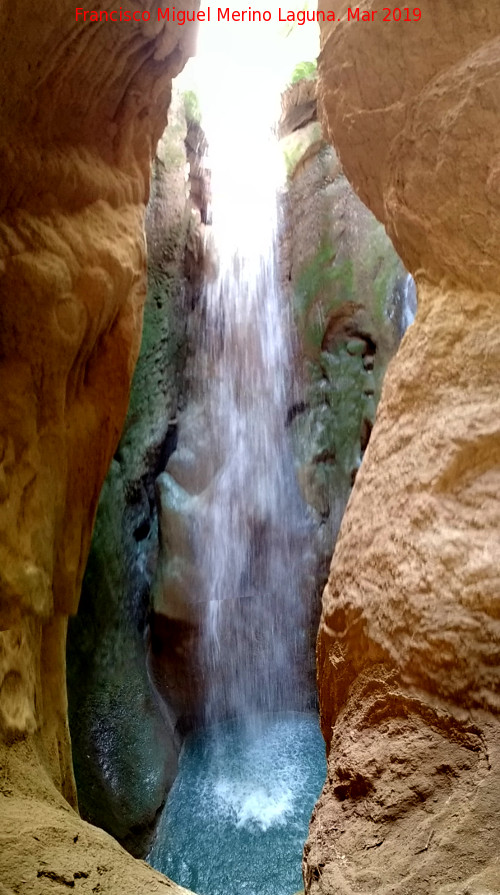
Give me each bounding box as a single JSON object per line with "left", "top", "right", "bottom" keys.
{"left": 308, "top": 347, "right": 371, "bottom": 476}
{"left": 286, "top": 162, "right": 410, "bottom": 572}
{"left": 294, "top": 242, "right": 350, "bottom": 317}
{"left": 121, "top": 272, "right": 185, "bottom": 469}
{"left": 67, "top": 102, "right": 192, "bottom": 853}
{"left": 359, "top": 217, "right": 402, "bottom": 326}
{"left": 293, "top": 241, "right": 354, "bottom": 358}
{"left": 291, "top": 239, "right": 379, "bottom": 517}
{"left": 157, "top": 136, "right": 185, "bottom": 169}
{"left": 156, "top": 112, "right": 187, "bottom": 170}
{"left": 67, "top": 465, "right": 178, "bottom": 855}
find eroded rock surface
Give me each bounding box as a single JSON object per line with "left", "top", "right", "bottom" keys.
{"left": 305, "top": 3, "right": 500, "bottom": 893}
{"left": 66, "top": 91, "right": 206, "bottom": 858}
{"left": 0, "top": 2, "right": 198, "bottom": 892}
{"left": 279, "top": 76, "right": 411, "bottom": 591}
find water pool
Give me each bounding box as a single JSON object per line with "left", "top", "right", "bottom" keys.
{"left": 148, "top": 713, "right": 326, "bottom": 895}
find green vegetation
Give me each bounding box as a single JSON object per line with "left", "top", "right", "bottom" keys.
{"left": 307, "top": 348, "right": 372, "bottom": 476}
{"left": 289, "top": 59, "right": 317, "bottom": 84}
{"left": 360, "top": 218, "right": 402, "bottom": 326}
{"left": 292, "top": 241, "right": 375, "bottom": 500}
{"left": 182, "top": 89, "right": 202, "bottom": 125}
{"left": 286, "top": 178, "right": 409, "bottom": 564}
{"left": 294, "top": 242, "right": 354, "bottom": 358}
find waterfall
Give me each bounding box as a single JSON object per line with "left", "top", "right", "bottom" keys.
{"left": 401, "top": 273, "right": 417, "bottom": 331}
{"left": 393, "top": 272, "right": 417, "bottom": 337}
{"left": 148, "top": 34, "right": 330, "bottom": 895}
{"left": 192, "top": 53, "right": 313, "bottom": 725}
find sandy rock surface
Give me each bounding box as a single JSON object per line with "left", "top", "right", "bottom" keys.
{"left": 0, "top": 2, "right": 197, "bottom": 891}
{"left": 306, "top": 3, "right": 500, "bottom": 893}
{"left": 1, "top": 783, "right": 195, "bottom": 894}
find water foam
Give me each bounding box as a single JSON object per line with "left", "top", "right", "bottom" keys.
{"left": 215, "top": 779, "right": 294, "bottom": 831}
{"left": 148, "top": 714, "right": 326, "bottom": 895}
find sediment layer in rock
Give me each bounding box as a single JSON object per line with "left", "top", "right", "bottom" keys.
{"left": 306, "top": 3, "right": 500, "bottom": 893}
{"left": 0, "top": 2, "right": 198, "bottom": 891}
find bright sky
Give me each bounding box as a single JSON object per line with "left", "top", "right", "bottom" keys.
{"left": 177, "top": 1, "right": 319, "bottom": 95}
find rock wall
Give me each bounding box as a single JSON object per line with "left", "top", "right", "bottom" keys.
{"left": 0, "top": 2, "right": 199, "bottom": 892}
{"left": 66, "top": 93, "right": 206, "bottom": 857}
{"left": 305, "top": 3, "right": 500, "bottom": 893}
{"left": 279, "top": 75, "right": 411, "bottom": 608}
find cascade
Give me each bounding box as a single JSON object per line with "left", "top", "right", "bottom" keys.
{"left": 386, "top": 271, "right": 417, "bottom": 339}
{"left": 194, "top": 52, "right": 314, "bottom": 727}
{"left": 401, "top": 273, "right": 417, "bottom": 331}
{"left": 148, "top": 26, "right": 324, "bottom": 895}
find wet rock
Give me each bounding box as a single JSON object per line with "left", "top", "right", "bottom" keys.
{"left": 279, "top": 89, "right": 409, "bottom": 580}
{"left": 66, "top": 92, "right": 207, "bottom": 855}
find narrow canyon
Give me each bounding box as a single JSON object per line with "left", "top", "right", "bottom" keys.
{"left": 0, "top": 2, "right": 498, "bottom": 895}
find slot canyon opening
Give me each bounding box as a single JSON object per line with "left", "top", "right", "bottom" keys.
{"left": 147, "top": 23, "right": 326, "bottom": 895}
{"left": 65, "top": 12, "right": 415, "bottom": 895}
{"left": 1, "top": 6, "right": 499, "bottom": 895}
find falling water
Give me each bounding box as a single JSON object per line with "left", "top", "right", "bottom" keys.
{"left": 190, "top": 51, "right": 314, "bottom": 726}
{"left": 148, "top": 38, "right": 324, "bottom": 895}
{"left": 400, "top": 273, "right": 417, "bottom": 331}
{"left": 392, "top": 272, "right": 417, "bottom": 336}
